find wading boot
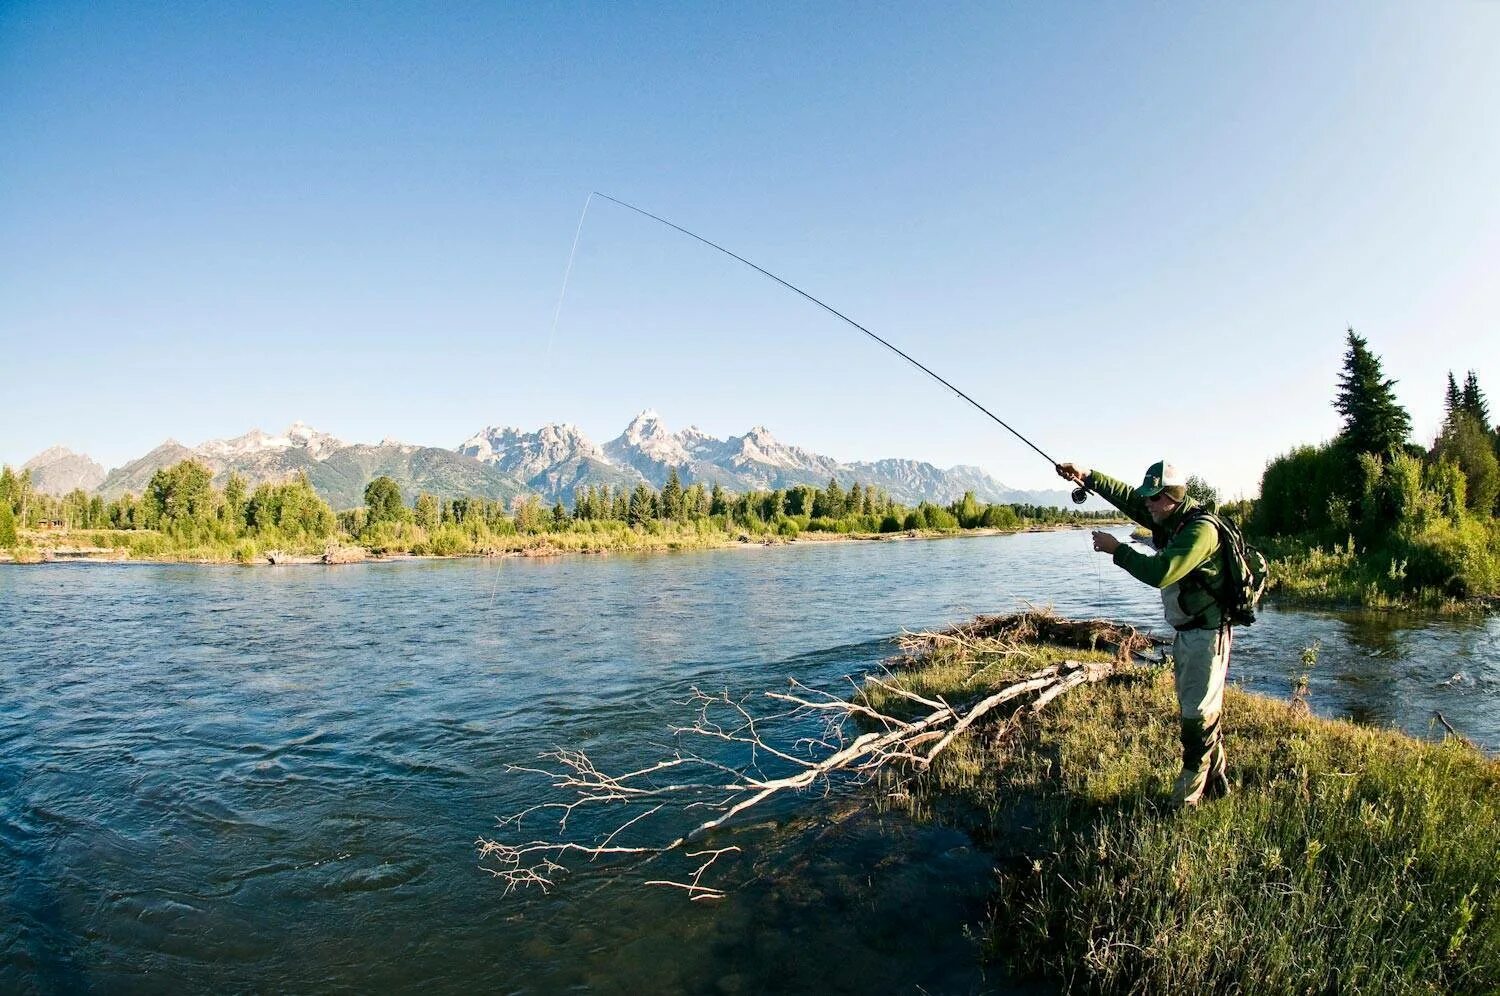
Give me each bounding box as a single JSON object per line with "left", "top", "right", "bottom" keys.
{"left": 1171, "top": 716, "right": 1214, "bottom": 808}
{"left": 1204, "top": 740, "right": 1232, "bottom": 801}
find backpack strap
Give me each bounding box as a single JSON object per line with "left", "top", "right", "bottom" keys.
{"left": 1170, "top": 509, "right": 1228, "bottom": 632}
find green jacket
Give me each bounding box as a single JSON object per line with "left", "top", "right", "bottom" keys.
{"left": 1087, "top": 470, "right": 1225, "bottom": 629}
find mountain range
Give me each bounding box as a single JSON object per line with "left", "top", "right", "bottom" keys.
{"left": 19, "top": 412, "right": 1085, "bottom": 510}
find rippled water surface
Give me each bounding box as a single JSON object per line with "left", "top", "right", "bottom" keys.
{"left": 2, "top": 531, "right": 1495, "bottom": 993}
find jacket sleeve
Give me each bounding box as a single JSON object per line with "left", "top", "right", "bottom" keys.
{"left": 1112, "top": 518, "right": 1218, "bottom": 589}
{"left": 1085, "top": 470, "right": 1153, "bottom": 530}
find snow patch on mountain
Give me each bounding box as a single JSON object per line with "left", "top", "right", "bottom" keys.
{"left": 197, "top": 422, "right": 346, "bottom": 461}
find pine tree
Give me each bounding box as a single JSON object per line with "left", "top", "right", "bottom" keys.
{"left": 1444, "top": 372, "right": 1463, "bottom": 427}
{"left": 628, "top": 484, "right": 653, "bottom": 526}
{"left": 1461, "top": 370, "right": 1492, "bottom": 429}
{"left": 661, "top": 467, "right": 684, "bottom": 521}
{"left": 709, "top": 482, "right": 727, "bottom": 516}
{"left": 1333, "top": 328, "right": 1412, "bottom": 457}
{"left": 822, "top": 477, "right": 845, "bottom": 518}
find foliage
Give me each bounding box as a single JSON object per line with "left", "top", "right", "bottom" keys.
{"left": 144, "top": 460, "right": 216, "bottom": 528}
{"left": 0, "top": 500, "right": 15, "bottom": 547}
{"left": 1433, "top": 414, "right": 1499, "bottom": 516}
{"left": 1184, "top": 473, "right": 1218, "bottom": 507}
{"left": 2, "top": 458, "right": 1123, "bottom": 563}
{"left": 247, "top": 473, "right": 337, "bottom": 538}
{"left": 363, "top": 476, "right": 408, "bottom": 526}
{"left": 1254, "top": 442, "right": 1346, "bottom": 538}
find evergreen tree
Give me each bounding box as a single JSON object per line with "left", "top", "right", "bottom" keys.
{"left": 1333, "top": 328, "right": 1412, "bottom": 457}
{"left": 0, "top": 499, "right": 15, "bottom": 547}
{"left": 551, "top": 501, "right": 569, "bottom": 529}
{"left": 628, "top": 484, "right": 653, "bottom": 526}
{"left": 845, "top": 482, "right": 863, "bottom": 517}
{"left": 612, "top": 490, "right": 629, "bottom": 521}
{"left": 822, "top": 477, "right": 845, "bottom": 518}
{"left": 1444, "top": 372, "right": 1463, "bottom": 426}
{"left": 1461, "top": 370, "right": 1492, "bottom": 429}
{"left": 662, "top": 467, "right": 684, "bottom": 521}
{"left": 709, "top": 482, "right": 727, "bottom": 516}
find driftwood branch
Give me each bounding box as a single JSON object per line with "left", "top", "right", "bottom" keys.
{"left": 479, "top": 611, "right": 1139, "bottom": 899}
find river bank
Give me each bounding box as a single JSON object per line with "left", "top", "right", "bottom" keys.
{"left": 0, "top": 520, "right": 1109, "bottom": 566}
{"left": 870, "top": 611, "right": 1499, "bottom": 995}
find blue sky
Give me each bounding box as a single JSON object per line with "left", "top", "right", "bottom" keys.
{"left": 2, "top": 2, "right": 1496, "bottom": 496}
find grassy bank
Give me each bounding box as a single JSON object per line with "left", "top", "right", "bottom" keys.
{"left": 868, "top": 612, "right": 1499, "bottom": 995}
{"left": 1260, "top": 526, "right": 1500, "bottom": 612}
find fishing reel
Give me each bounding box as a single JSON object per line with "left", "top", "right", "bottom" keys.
{"left": 1071, "top": 487, "right": 1089, "bottom": 505}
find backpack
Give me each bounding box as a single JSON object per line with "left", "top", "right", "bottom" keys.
{"left": 1184, "top": 508, "right": 1270, "bottom": 626}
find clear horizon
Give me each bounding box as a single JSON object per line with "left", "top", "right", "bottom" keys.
{"left": 4, "top": 3, "right": 1497, "bottom": 498}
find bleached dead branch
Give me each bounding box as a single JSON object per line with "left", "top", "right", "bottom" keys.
{"left": 479, "top": 610, "right": 1141, "bottom": 899}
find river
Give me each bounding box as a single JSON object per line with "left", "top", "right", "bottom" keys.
{"left": 2, "top": 530, "right": 1495, "bottom": 993}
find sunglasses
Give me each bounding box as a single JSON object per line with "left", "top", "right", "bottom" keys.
{"left": 1145, "top": 491, "right": 1175, "bottom": 503}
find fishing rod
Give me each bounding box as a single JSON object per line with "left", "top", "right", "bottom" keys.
{"left": 591, "top": 192, "right": 1090, "bottom": 504}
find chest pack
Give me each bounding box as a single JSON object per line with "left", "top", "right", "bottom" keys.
{"left": 1173, "top": 508, "right": 1270, "bottom": 627}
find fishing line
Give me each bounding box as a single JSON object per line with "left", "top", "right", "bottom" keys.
{"left": 487, "top": 194, "right": 599, "bottom": 614}
{"left": 546, "top": 192, "right": 597, "bottom": 362}
{"left": 588, "top": 192, "right": 1076, "bottom": 485}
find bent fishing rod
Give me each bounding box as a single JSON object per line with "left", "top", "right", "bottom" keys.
{"left": 590, "top": 192, "right": 1091, "bottom": 504}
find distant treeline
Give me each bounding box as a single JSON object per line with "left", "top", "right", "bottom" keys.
{"left": 0, "top": 461, "right": 1114, "bottom": 560}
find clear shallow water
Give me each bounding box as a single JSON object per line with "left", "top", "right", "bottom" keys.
{"left": 1, "top": 531, "right": 1495, "bottom": 993}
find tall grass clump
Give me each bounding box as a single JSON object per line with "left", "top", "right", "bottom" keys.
{"left": 882, "top": 617, "right": 1499, "bottom": 995}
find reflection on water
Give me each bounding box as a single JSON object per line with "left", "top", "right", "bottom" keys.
{"left": 0, "top": 532, "right": 1494, "bottom": 992}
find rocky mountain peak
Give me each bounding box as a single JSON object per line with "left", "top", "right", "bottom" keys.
{"left": 610, "top": 410, "right": 691, "bottom": 467}
{"left": 197, "top": 423, "right": 345, "bottom": 461}
{"left": 20, "top": 446, "right": 108, "bottom": 496}
{"left": 22, "top": 446, "right": 79, "bottom": 468}
{"left": 460, "top": 423, "right": 603, "bottom": 471}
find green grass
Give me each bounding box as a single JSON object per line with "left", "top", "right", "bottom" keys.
{"left": 873, "top": 613, "right": 1500, "bottom": 995}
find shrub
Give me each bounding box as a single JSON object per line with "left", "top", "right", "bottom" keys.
{"left": 1255, "top": 442, "right": 1346, "bottom": 537}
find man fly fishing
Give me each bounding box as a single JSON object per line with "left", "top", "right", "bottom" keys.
{"left": 1056, "top": 460, "right": 1233, "bottom": 807}
{"left": 578, "top": 195, "right": 1262, "bottom": 809}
